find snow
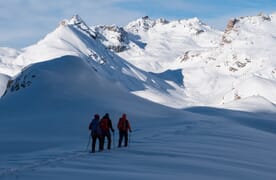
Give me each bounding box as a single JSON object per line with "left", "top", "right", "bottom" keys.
{"left": 167, "top": 13, "right": 276, "bottom": 108}
{"left": 0, "top": 47, "right": 22, "bottom": 76}
{"left": 0, "top": 15, "right": 184, "bottom": 108}
{"left": 0, "top": 73, "right": 10, "bottom": 97}
{"left": 119, "top": 16, "right": 222, "bottom": 73}
{"left": 92, "top": 13, "right": 276, "bottom": 108}
{"left": 223, "top": 95, "right": 276, "bottom": 112}
{"left": 1, "top": 13, "right": 276, "bottom": 180}
{"left": 1, "top": 55, "right": 276, "bottom": 180}
{"left": 2, "top": 13, "right": 276, "bottom": 109}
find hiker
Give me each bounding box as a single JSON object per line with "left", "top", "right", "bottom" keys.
{"left": 117, "top": 113, "right": 132, "bottom": 147}
{"left": 89, "top": 114, "right": 103, "bottom": 153}
{"left": 100, "top": 113, "right": 115, "bottom": 150}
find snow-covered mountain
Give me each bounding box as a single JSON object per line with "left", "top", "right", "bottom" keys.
{"left": 170, "top": 13, "right": 276, "bottom": 108}
{"left": 0, "top": 15, "right": 187, "bottom": 107}
{"left": 95, "top": 16, "right": 221, "bottom": 73}
{"left": 90, "top": 13, "right": 276, "bottom": 110}
{"left": 1, "top": 13, "right": 276, "bottom": 180}
{"left": 1, "top": 13, "right": 276, "bottom": 110}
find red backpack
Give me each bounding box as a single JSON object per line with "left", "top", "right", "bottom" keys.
{"left": 118, "top": 118, "right": 128, "bottom": 131}
{"left": 100, "top": 118, "right": 109, "bottom": 131}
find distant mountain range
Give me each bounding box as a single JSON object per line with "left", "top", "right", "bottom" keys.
{"left": 1, "top": 13, "right": 276, "bottom": 110}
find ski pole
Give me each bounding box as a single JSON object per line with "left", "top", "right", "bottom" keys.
{"left": 128, "top": 131, "right": 131, "bottom": 147}
{"left": 86, "top": 134, "right": 91, "bottom": 151}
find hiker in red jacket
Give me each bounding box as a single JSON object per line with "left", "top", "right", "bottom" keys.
{"left": 100, "top": 113, "right": 115, "bottom": 150}
{"left": 117, "top": 113, "right": 132, "bottom": 147}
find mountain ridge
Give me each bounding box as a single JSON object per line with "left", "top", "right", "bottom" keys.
{"left": 1, "top": 13, "right": 276, "bottom": 110}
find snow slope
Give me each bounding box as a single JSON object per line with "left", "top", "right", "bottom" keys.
{"left": 1, "top": 55, "right": 276, "bottom": 180}
{"left": 1, "top": 14, "right": 276, "bottom": 109}
{"left": 0, "top": 55, "right": 187, "bottom": 177}
{"left": 0, "top": 13, "right": 276, "bottom": 180}
{"left": 170, "top": 13, "right": 276, "bottom": 107}
{"left": 116, "top": 16, "right": 222, "bottom": 72}
{"left": 0, "top": 73, "right": 10, "bottom": 97}
{"left": 0, "top": 15, "right": 188, "bottom": 108}
{"left": 0, "top": 47, "right": 21, "bottom": 76}
{"left": 93, "top": 13, "right": 276, "bottom": 109}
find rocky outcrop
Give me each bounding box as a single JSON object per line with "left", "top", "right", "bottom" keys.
{"left": 225, "top": 18, "right": 239, "bottom": 32}
{"left": 95, "top": 25, "right": 129, "bottom": 53}
{"left": 179, "top": 51, "right": 190, "bottom": 62}
{"left": 125, "top": 16, "right": 170, "bottom": 33}
{"left": 5, "top": 72, "right": 36, "bottom": 95}
{"left": 258, "top": 13, "right": 271, "bottom": 21}
{"left": 221, "top": 18, "right": 239, "bottom": 44}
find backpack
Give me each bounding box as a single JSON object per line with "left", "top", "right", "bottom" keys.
{"left": 89, "top": 119, "right": 101, "bottom": 136}
{"left": 118, "top": 118, "right": 129, "bottom": 131}
{"left": 100, "top": 118, "right": 109, "bottom": 131}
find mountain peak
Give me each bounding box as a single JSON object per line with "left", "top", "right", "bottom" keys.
{"left": 125, "top": 16, "right": 156, "bottom": 33}
{"left": 125, "top": 16, "right": 170, "bottom": 33}
{"left": 65, "top": 14, "right": 96, "bottom": 39}
{"left": 221, "top": 12, "right": 276, "bottom": 45}
{"left": 68, "top": 14, "right": 84, "bottom": 25}
{"left": 186, "top": 17, "right": 202, "bottom": 23}
{"left": 59, "top": 14, "right": 84, "bottom": 27}
{"left": 141, "top": 15, "right": 150, "bottom": 20}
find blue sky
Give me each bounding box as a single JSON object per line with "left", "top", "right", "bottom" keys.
{"left": 1, "top": 0, "right": 276, "bottom": 48}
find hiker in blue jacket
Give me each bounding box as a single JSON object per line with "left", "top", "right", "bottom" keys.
{"left": 89, "top": 114, "right": 103, "bottom": 153}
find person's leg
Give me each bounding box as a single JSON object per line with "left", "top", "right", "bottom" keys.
{"left": 118, "top": 131, "right": 123, "bottom": 147}
{"left": 102, "top": 132, "right": 106, "bottom": 150}
{"left": 99, "top": 135, "right": 104, "bottom": 151}
{"left": 124, "top": 131, "right": 128, "bottom": 147}
{"left": 92, "top": 135, "right": 96, "bottom": 153}
{"left": 107, "top": 131, "right": 111, "bottom": 150}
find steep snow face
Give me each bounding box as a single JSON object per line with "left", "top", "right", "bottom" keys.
{"left": 118, "top": 16, "right": 222, "bottom": 72}
{"left": 1, "top": 14, "right": 276, "bottom": 110}
{"left": 1, "top": 55, "right": 154, "bottom": 113}
{"left": 0, "top": 55, "right": 184, "bottom": 143}
{"left": 0, "top": 15, "right": 187, "bottom": 107}
{"left": 12, "top": 15, "right": 99, "bottom": 71}
{"left": 172, "top": 13, "right": 276, "bottom": 106}
{"left": 0, "top": 15, "right": 100, "bottom": 78}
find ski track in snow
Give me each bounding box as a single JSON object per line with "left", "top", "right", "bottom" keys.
{"left": 1, "top": 112, "right": 276, "bottom": 180}
{"left": 0, "top": 149, "right": 90, "bottom": 177}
